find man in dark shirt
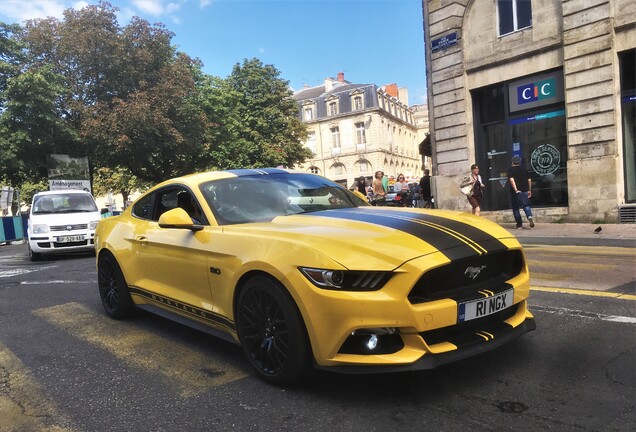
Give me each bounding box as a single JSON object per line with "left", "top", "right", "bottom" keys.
{"left": 508, "top": 155, "right": 534, "bottom": 229}
{"left": 419, "top": 169, "right": 432, "bottom": 208}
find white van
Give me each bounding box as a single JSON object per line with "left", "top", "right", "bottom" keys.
{"left": 27, "top": 190, "right": 101, "bottom": 261}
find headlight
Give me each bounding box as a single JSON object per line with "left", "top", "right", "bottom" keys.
{"left": 31, "top": 224, "right": 50, "bottom": 234}
{"left": 299, "top": 267, "right": 392, "bottom": 291}
{"left": 89, "top": 220, "right": 99, "bottom": 230}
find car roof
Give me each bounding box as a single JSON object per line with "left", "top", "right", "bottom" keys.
{"left": 155, "top": 168, "right": 301, "bottom": 189}
{"left": 35, "top": 190, "right": 93, "bottom": 196}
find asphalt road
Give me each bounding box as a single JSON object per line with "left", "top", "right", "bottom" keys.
{"left": 0, "top": 243, "right": 634, "bottom": 432}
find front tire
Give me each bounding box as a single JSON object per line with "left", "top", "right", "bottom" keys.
{"left": 236, "top": 276, "right": 311, "bottom": 386}
{"left": 28, "top": 243, "right": 42, "bottom": 262}
{"left": 97, "top": 252, "right": 135, "bottom": 319}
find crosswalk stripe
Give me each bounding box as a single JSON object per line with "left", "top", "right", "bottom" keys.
{"left": 33, "top": 302, "right": 248, "bottom": 397}
{"left": 0, "top": 342, "right": 75, "bottom": 432}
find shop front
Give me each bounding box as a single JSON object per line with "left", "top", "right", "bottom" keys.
{"left": 472, "top": 70, "right": 568, "bottom": 212}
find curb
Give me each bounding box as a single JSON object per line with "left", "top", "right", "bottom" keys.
{"left": 513, "top": 236, "right": 636, "bottom": 248}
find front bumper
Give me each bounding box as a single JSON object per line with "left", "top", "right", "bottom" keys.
{"left": 28, "top": 230, "right": 96, "bottom": 254}
{"left": 285, "top": 248, "right": 535, "bottom": 370}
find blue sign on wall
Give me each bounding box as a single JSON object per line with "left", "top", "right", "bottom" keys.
{"left": 431, "top": 32, "right": 457, "bottom": 52}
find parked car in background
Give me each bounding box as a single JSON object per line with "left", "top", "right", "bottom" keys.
{"left": 27, "top": 190, "right": 101, "bottom": 261}
{"left": 95, "top": 169, "right": 535, "bottom": 385}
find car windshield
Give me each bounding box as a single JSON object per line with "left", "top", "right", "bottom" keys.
{"left": 32, "top": 193, "right": 98, "bottom": 214}
{"left": 200, "top": 173, "right": 369, "bottom": 225}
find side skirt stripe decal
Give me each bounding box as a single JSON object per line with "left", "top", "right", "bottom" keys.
{"left": 128, "top": 286, "right": 235, "bottom": 332}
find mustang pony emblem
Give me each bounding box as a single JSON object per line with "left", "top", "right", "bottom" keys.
{"left": 465, "top": 265, "right": 487, "bottom": 280}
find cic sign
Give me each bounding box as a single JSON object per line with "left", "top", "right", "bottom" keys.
{"left": 509, "top": 72, "right": 564, "bottom": 113}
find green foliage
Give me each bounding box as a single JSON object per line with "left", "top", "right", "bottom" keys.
{"left": 0, "top": 3, "right": 312, "bottom": 188}
{"left": 16, "top": 178, "right": 49, "bottom": 206}
{"left": 92, "top": 166, "right": 150, "bottom": 207}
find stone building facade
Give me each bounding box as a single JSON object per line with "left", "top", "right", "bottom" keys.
{"left": 422, "top": 0, "right": 636, "bottom": 222}
{"left": 293, "top": 73, "right": 430, "bottom": 188}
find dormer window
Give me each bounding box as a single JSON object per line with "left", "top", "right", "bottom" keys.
{"left": 326, "top": 95, "right": 339, "bottom": 116}
{"left": 302, "top": 100, "right": 316, "bottom": 121}
{"left": 354, "top": 96, "right": 363, "bottom": 110}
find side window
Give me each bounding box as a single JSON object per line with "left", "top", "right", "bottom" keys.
{"left": 132, "top": 194, "right": 153, "bottom": 220}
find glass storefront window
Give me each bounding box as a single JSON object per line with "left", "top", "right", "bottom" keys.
{"left": 511, "top": 114, "right": 568, "bottom": 206}
{"left": 620, "top": 49, "right": 636, "bottom": 203}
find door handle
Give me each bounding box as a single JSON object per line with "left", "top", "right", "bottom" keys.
{"left": 135, "top": 236, "right": 148, "bottom": 244}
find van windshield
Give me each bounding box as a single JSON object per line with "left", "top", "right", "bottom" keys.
{"left": 32, "top": 194, "right": 98, "bottom": 214}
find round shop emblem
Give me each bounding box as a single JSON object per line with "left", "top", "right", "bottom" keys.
{"left": 531, "top": 144, "right": 560, "bottom": 176}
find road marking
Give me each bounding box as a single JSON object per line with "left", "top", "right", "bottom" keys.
{"left": 20, "top": 280, "right": 94, "bottom": 285}
{"left": 531, "top": 285, "right": 636, "bottom": 301}
{"left": 526, "top": 260, "right": 615, "bottom": 271}
{"left": 0, "top": 342, "right": 76, "bottom": 432}
{"left": 0, "top": 266, "right": 56, "bottom": 278}
{"left": 33, "top": 302, "right": 247, "bottom": 397}
{"left": 530, "top": 305, "right": 636, "bottom": 324}
{"left": 524, "top": 245, "right": 636, "bottom": 257}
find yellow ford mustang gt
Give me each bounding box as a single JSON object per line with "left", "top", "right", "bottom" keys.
{"left": 95, "top": 169, "right": 535, "bottom": 385}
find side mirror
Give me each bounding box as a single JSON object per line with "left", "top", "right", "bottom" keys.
{"left": 158, "top": 207, "right": 203, "bottom": 231}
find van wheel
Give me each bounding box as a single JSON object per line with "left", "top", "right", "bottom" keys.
{"left": 28, "top": 244, "right": 42, "bottom": 261}
{"left": 236, "top": 276, "right": 311, "bottom": 386}
{"left": 97, "top": 252, "right": 135, "bottom": 319}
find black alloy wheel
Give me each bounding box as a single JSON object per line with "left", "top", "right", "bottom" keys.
{"left": 97, "top": 252, "right": 135, "bottom": 319}
{"left": 237, "top": 276, "right": 311, "bottom": 386}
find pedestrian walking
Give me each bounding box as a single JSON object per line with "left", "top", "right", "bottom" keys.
{"left": 508, "top": 155, "right": 535, "bottom": 229}
{"left": 371, "top": 171, "right": 387, "bottom": 206}
{"left": 460, "top": 164, "right": 485, "bottom": 216}
{"left": 419, "top": 169, "right": 432, "bottom": 208}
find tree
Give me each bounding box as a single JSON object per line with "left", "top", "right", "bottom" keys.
{"left": 92, "top": 166, "right": 149, "bottom": 209}
{"left": 221, "top": 58, "right": 311, "bottom": 169}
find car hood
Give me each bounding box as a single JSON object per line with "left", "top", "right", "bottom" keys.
{"left": 229, "top": 207, "right": 516, "bottom": 270}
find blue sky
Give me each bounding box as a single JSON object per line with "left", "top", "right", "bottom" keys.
{"left": 0, "top": 0, "right": 428, "bottom": 104}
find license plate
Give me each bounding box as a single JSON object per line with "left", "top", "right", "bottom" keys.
{"left": 458, "top": 289, "right": 513, "bottom": 322}
{"left": 57, "top": 235, "right": 85, "bottom": 243}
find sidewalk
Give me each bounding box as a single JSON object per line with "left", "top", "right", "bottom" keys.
{"left": 499, "top": 221, "right": 636, "bottom": 248}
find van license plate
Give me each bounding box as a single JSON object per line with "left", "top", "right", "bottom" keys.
{"left": 458, "top": 289, "right": 513, "bottom": 322}
{"left": 57, "top": 235, "right": 84, "bottom": 243}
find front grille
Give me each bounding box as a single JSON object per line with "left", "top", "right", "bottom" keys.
{"left": 53, "top": 240, "right": 89, "bottom": 248}
{"left": 51, "top": 224, "right": 88, "bottom": 231}
{"left": 420, "top": 304, "right": 518, "bottom": 348}
{"left": 408, "top": 250, "right": 524, "bottom": 304}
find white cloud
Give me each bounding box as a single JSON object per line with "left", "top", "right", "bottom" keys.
{"left": 0, "top": 0, "right": 67, "bottom": 22}
{"left": 199, "top": 0, "right": 213, "bottom": 7}
{"left": 131, "top": 0, "right": 184, "bottom": 17}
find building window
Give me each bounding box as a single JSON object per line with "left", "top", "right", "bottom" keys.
{"left": 328, "top": 102, "right": 338, "bottom": 116}
{"left": 331, "top": 127, "right": 340, "bottom": 148}
{"left": 359, "top": 160, "right": 369, "bottom": 173}
{"left": 355, "top": 122, "right": 366, "bottom": 145}
{"left": 309, "top": 166, "right": 319, "bottom": 174}
{"left": 306, "top": 131, "right": 316, "bottom": 154}
{"left": 498, "top": 0, "right": 532, "bottom": 36}
{"left": 304, "top": 107, "right": 313, "bottom": 120}
{"left": 333, "top": 163, "right": 344, "bottom": 176}
{"left": 354, "top": 96, "right": 363, "bottom": 111}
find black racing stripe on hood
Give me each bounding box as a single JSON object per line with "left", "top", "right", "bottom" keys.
{"left": 395, "top": 212, "right": 509, "bottom": 254}
{"left": 311, "top": 209, "right": 481, "bottom": 260}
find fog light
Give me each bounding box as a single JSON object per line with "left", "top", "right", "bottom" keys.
{"left": 366, "top": 334, "right": 378, "bottom": 350}
{"left": 339, "top": 327, "right": 404, "bottom": 355}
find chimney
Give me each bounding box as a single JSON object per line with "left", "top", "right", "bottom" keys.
{"left": 324, "top": 77, "right": 333, "bottom": 92}
{"left": 337, "top": 72, "right": 345, "bottom": 83}
{"left": 384, "top": 83, "right": 398, "bottom": 98}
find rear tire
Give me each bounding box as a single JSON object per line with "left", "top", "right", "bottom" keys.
{"left": 236, "top": 276, "right": 311, "bottom": 386}
{"left": 97, "top": 252, "right": 135, "bottom": 319}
